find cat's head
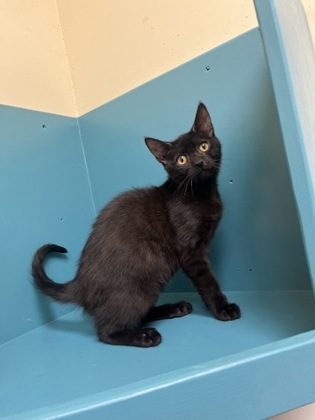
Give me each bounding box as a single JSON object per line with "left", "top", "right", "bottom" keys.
{"left": 145, "top": 103, "right": 221, "bottom": 184}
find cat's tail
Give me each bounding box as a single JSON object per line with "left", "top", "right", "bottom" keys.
{"left": 32, "top": 244, "right": 76, "bottom": 303}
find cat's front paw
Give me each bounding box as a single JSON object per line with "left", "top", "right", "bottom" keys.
{"left": 215, "top": 303, "right": 241, "bottom": 321}
{"left": 174, "top": 301, "right": 193, "bottom": 317}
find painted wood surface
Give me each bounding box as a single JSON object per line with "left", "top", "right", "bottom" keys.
{"left": 0, "top": 106, "right": 95, "bottom": 343}
{"left": 254, "top": 0, "right": 315, "bottom": 294}
{"left": 79, "top": 29, "right": 311, "bottom": 293}
{"left": 1, "top": 292, "right": 315, "bottom": 419}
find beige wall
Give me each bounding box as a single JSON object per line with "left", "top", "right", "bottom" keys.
{"left": 271, "top": 403, "right": 315, "bottom": 420}
{"left": 57, "top": 0, "right": 258, "bottom": 116}
{"left": 0, "top": 0, "right": 314, "bottom": 117}
{"left": 0, "top": 0, "right": 76, "bottom": 116}
{"left": 303, "top": 0, "right": 315, "bottom": 42}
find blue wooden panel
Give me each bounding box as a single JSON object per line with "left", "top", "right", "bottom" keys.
{"left": 1, "top": 291, "right": 315, "bottom": 418}
{"left": 254, "top": 0, "right": 315, "bottom": 292}
{"left": 79, "top": 29, "right": 311, "bottom": 292}
{"left": 68, "top": 331, "right": 315, "bottom": 420}
{"left": 0, "top": 105, "right": 95, "bottom": 344}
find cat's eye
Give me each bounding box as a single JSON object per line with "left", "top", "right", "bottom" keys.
{"left": 199, "top": 142, "right": 210, "bottom": 152}
{"left": 177, "top": 155, "right": 187, "bottom": 165}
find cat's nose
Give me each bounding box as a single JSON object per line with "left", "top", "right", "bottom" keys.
{"left": 195, "top": 161, "right": 205, "bottom": 169}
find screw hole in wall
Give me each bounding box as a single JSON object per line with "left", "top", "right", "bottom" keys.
{"left": 42, "top": 124, "right": 46, "bottom": 129}
{"left": 229, "top": 179, "right": 234, "bottom": 184}
{"left": 205, "top": 65, "right": 210, "bottom": 72}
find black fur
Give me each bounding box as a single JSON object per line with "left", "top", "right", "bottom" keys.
{"left": 32, "top": 103, "right": 240, "bottom": 347}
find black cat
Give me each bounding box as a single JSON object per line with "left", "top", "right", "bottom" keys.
{"left": 32, "top": 103, "right": 240, "bottom": 347}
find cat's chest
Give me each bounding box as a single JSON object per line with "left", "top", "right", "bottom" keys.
{"left": 170, "top": 195, "right": 223, "bottom": 246}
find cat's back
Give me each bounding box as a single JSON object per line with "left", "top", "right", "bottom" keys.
{"left": 92, "top": 186, "right": 173, "bottom": 243}
{"left": 101, "top": 186, "right": 167, "bottom": 220}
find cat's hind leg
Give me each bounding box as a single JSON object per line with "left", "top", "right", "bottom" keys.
{"left": 98, "top": 327, "right": 161, "bottom": 347}
{"left": 144, "top": 301, "right": 192, "bottom": 322}
{"left": 94, "top": 303, "right": 162, "bottom": 347}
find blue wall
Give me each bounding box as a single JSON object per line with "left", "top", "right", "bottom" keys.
{"left": 79, "top": 29, "right": 311, "bottom": 293}
{"left": 0, "top": 106, "right": 95, "bottom": 344}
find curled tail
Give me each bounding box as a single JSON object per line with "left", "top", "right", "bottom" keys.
{"left": 32, "top": 244, "right": 76, "bottom": 303}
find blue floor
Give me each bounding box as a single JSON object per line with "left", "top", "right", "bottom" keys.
{"left": 2, "top": 291, "right": 315, "bottom": 418}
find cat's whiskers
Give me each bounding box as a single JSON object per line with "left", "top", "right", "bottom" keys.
{"left": 175, "top": 175, "right": 190, "bottom": 196}
{"left": 212, "top": 161, "right": 221, "bottom": 171}
{"left": 173, "top": 174, "right": 191, "bottom": 197}
{"left": 183, "top": 174, "right": 196, "bottom": 198}
{"left": 171, "top": 173, "right": 185, "bottom": 182}
{"left": 190, "top": 177, "right": 195, "bottom": 198}
{"left": 183, "top": 176, "right": 191, "bottom": 198}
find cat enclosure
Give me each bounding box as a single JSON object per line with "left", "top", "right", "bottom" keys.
{"left": 1, "top": 0, "right": 315, "bottom": 418}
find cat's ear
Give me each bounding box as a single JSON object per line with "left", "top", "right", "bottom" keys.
{"left": 145, "top": 138, "right": 172, "bottom": 165}
{"left": 192, "top": 103, "right": 214, "bottom": 138}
